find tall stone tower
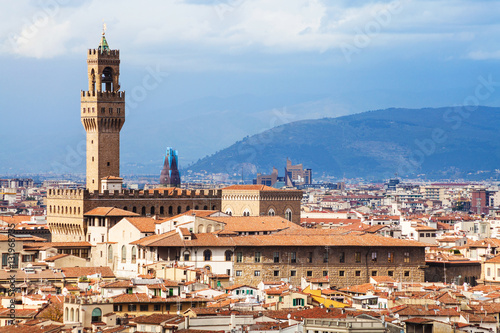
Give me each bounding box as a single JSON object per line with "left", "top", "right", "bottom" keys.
{"left": 81, "top": 32, "right": 125, "bottom": 192}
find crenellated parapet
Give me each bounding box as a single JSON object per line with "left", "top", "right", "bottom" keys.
{"left": 47, "top": 188, "right": 88, "bottom": 200}
{"left": 87, "top": 188, "right": 222, "bottom": 199}
{"left": 81, "top": 90, "right": 125, "bottom": 102}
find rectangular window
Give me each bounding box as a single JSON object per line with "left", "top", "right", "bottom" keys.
{"left": 290, "top": 270, "right": 297, "bottom": 277}
{"left": 140, "top": 304, "right": 148, "bottom": 311}
{"left": 236, "top": 252, "right": 243, "bottom": 263}
{"left": 109, "top": 107, "right": 113, "bottom": 114}
{"left": 154, "top": 304, "right": 161, "bottom": 311}
{"left": 420, "top": 233, "right": 425, "bottom": 237}
{"left": 339, "top": 270, "right": 345, "bottom": 277}
{"left": 254, "top": 270, "right": 260, "bottom": 276}
{"left": 291, "top": 252, "right": 297, "bottom": 263}
{"left": 372, "top": 270, "right": 377, "bottom": 276}
{"left": 308, "top": 252, "right": 313, "bottom": 263}
{"left": 323, "top": 251, "right": 329, "bottom": 263}
{"left": 184, "top": 253, "right": 189, "bottom": 261}
{"left": 404, "top": 252, "right": 410, "bottom": 263}
{"left": 355, "top": 270, "right": 361, "bottom": 277}
{"left": 255, "top": 252, "right": 261, "bottom": 263}
{"left": 488, "top": 267, "right": 491, "bottom": 276}
{"left": 355, "top": 252, "right": 361, "bottom": 263}
{"left": 371, "top": 252, "right": 377, "bottom": 262}
{"left": 339, "top": 252, "right": 345, "bottom": 263}
{"left": 497, "top": 268, "right": 500, "bottom": 277}
{"left": 307, "top": 270, "right": 312, "bottom": 277}
{"left": 274, "top": 270, "right": 280, "bottom": 277}
{"left": 236, "top": 270, "right": 242, "bottom": 276}
{"left": 101, "top": 107, "right": 105, "bottom": 113}
{"left": 426, "top": 233, "right": 430, "bottom": 237}
{"left": 404, "top": 271, "right": 410, "bottom": 277}
{"left": 273, "top": 252, "right": 280, "bottom": 263}
{"left": 323, "top": 270, "right": 328, "bottom": 277}
{"left": 128, "top": 304, "right": 137, "bottom": 311}
{"left": 113, "top": 305, "right": 122, "bottom": 312}
{"left": 388, "top": 270, "right": 394, "bottom": 277}
{"left": 388, "top": 252, "right": 394, "bottom": 263}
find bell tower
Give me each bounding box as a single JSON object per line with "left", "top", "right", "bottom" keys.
{"left": 81, "top": 31, "right": 125, "bottom": 192}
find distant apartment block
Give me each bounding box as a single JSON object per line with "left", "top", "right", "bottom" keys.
{"left": 472, "top": 189, "right": 496, "bottom": 214}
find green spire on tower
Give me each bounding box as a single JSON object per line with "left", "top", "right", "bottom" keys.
{"left": 99, "top": 23, "right": 109, "bottom": 52}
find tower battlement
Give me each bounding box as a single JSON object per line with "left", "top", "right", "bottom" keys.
{"left": 81, "top": 90, "right": 125, "bottom": 101}
{"left": 47, "top": 188, "right": 87, "bottom": 200}
{"left": 87, "top": 48, "right": 120, "bottom": 57}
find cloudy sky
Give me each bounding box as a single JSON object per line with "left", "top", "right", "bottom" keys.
{"left": 1, "top": 0, "right": 500, "bottom": 175}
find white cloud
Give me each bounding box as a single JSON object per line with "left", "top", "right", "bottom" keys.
{"left": 0, "top": 0, "right": 499, "bottom": 64}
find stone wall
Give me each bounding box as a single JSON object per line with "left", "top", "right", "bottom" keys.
{"left": 233, "top": 245, "right": 425, "bottom": 288}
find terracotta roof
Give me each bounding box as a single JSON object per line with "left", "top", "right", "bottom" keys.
{"left": 102, "top": 280, "right": 133, "bottom": 288}
{"left": 0, "top": 215, "right": 32, "bottom": 225}
{"left": 23, "top": 242, "right": 92, "bottom": 250}
{"left": 44, "top": 254, "right": 70, "bottom": 262}
{"left": 131, "top": 313, "right": 179, "bottom": 324}
{"left": 123, "top": 217, "right": 156, "bottom": 233}
{"left": 340, "top": 283, "right": 374, "bottom": 294}
{"left": 370, "top": 276, "right": 397, "bottom": 284}
{"left": 84, "top": 207, "right": 139, "bottom": 217}
{"left": 205, "top": 216, "right": 303, "bottom": 233}
{"left": 467, "top": 238, "right": 500, "bottom": 248}
{"left": 132, "top": 229, "right": 427, "bottom": 248}
{"left": 101, "top": 176, "right": 123, "bottom": 180}
{"left": 392, "top": 304, "right": 460, "bottom": 317}
{"left": 61, "top": 266, "right": 115, "bottom": 278}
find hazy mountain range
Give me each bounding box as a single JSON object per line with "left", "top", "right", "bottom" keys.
{"left": 186, "top": 106, "right": 500, "bottom": 181}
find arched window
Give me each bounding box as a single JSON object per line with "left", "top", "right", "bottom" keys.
{"left": 195, "top": 205, "right": 199, "bottom": 210}
{"left": 101, "top": 67, "right": 114, "bottom": 91}
{"left": 212, "top": 205, "right": 217, "bottom": 210}
{"left": 132, "top": 206, "right": 137, "bottom": 213}
{"left": 204, "top": 265, "right": 211, "bottom": 272}
{"left": 65, "top": 307, "right": 69, "bottom": 321}
{"left": 186, "top": 206, "right": 191, "bottom": 212}
{"left": 151, "top": 206, "right": 155, "bottom": 215}
{"left": 268, "top": 208, "right": 275, "bottom": 216}
{"left": 131, "top": 246, "right": 137, "bottom": 263}
{"left": 225, "top": 250, "right": 233, "bottom": 261}
{"left": 141, "top": 206, "right": 146, "bottom": 215}
{"left": 91, "top": 308, "right": 102, "bottom": 323}
{"left": 108, "top": 245, "right": 113, "bottom": 263}
{"left": 206, "top": 224, "right": 213, "bottom": 233}
{"left": 198, "top": 225, "right": 205, "bottom": 233}
{"left": 177, "top": 206, "right": 181, "bottom": 214}
{"left": 203, "top": 249, "right": 212, "bottom": 261}
{"left": 76, "top": 309, "right": 80, "bottom": 322}
{"left": 71, "top": 308, "right": 74, "bottom": 322}
{"left": 123, "top": 206, "right": 128, "bottom": 211}
{"left": 285, "top": 208, "right": 292, "bottom": 222}
{"left": 225, "top": 208, "right": 233, "bottom": 216}
{"left": 203, "top": 205, "right": 208, "bottom": 210}
{"left": 160, "top": 206, "right": 164, "bottom": 215}
{"left": 168, "top": 206, "right": 173, "bottom": 215}
{"left": 121, "top": 245, "right": 126, "bottom": 263}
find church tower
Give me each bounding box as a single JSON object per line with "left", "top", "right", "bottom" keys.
{"left": 81, "top": 31, "right": 125, "bottom": 192}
